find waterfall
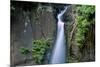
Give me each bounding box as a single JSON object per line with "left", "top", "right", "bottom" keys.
{"left": 50, "top": 6, "right": 68, "bottom": 64}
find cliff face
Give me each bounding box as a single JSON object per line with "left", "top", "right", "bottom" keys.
{"left": 31, "top": 4, "right": 56, "bottom": 40}
{"left": 30, "top": 4, "right": 57, "bottom": 64}
{"left": 80, "top": 24, "right": 95, "bottom": 62}
{"left": 11, "top": 1, "right": 56, "bottom": 65}
{"left": 11, "top": 5, "right": 33, "bottom": 65}
{"left": 63, "top": 5, "right": 79, "bottom": 62}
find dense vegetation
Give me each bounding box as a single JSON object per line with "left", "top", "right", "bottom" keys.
{"left": 75, "top": 5, "right": 95, "bottom": 47}
{"left": 20, "top": 39, "right": 50, "bottom": 64}
{"left": 32, "top": 39, "right": 50, "bottom": 64}
{"left": 68, "top": 5, "right": 95, "bottom": 62}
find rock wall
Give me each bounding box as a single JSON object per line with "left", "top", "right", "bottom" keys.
{"left": 11, "top": 6, "right": 33, "bottom": 65}
{"left": 31, "top": 4, "right": 56, "bottom": 40}
{"left": 11, "top": 1, "right": 56, "bottom": 66}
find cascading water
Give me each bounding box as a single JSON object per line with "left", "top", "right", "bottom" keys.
{"left": 50, "top": 6, "right": 68, "bottom": 64}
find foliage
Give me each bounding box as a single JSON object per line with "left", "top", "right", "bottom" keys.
{"left": 19, "top": 39, "right": 50, "bottom": 64}
{"left": 20, "top": 47, "right": 30, "bottom": 56}
{"left": 75, "top": 5, "right": 95, "bottom": 46}
{"left": 32, "top": 39, "right": 50, "bottom": 64}
{"left": 76, "top": 5, "right": 95, "bottom": 21}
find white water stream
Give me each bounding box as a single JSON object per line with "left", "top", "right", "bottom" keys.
{"left": 50, "top": 6, "right": 68, "bottom": 64}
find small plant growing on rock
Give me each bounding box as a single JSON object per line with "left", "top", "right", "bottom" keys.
{"left": 20, "top": 47, "right": 30, "bottom": 63}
